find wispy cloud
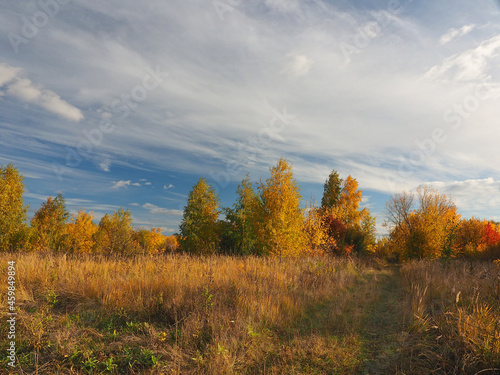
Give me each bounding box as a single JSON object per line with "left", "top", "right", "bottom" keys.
{"left": 163, "top": 184, "right": 174, "bottom": 190}
{"left": 424, "top": 178, "right": 500, "bottom": 219}
{"left": 142, "top": 203, "right": 183, "bottom": 216}
{"left": 439, "top": 24, "right": 475, "bottom": 45}
{"left": 98, "top": 160, "right": 111, "bottom": 172}
{"left": 424, "top": 35, "right": 500, "bottom": 83}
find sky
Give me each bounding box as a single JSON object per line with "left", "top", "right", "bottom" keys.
{"left": 1, "top": 0, "right": 499, "bottom": 235}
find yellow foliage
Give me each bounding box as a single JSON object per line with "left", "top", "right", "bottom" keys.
{"left": 0, "top": 164, "right": 27, "bottom": 251}
{"left": 257, "top": 158, "right": 307, "bottom": 256}
{"left": 138, "top": 228, "right": 167, "bottom": 254}
{"left": 30, "top": 195, "right": 69, "bottom": 252}
{"left": 165, "top": 235, "right": 179, "bottom": 253}
{"left": 303, "top": 205, "right": 327, "bottom": 256}
{"left": 66, "top": 210, "right": 97, "bottom": 254}
{"left": 323, "top": 175, "right": 363, "bottom": 227}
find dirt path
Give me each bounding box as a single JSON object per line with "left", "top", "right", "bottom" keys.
{"left": 360, "top": 266, "right": 407, "bottom": 374}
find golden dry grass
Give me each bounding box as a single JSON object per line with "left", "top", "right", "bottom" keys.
{"left": 0, "top": 252, "right": 374, "bottom": 374}
{"left": 400, "top": 259, "right": 500, "bottom": 374}
{"left": 3, "top": 253, "right": 498, "bottom": 374}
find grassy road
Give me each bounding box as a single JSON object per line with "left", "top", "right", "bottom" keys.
{"left": 359, "top": 266, "right": 407, "bottom": 374}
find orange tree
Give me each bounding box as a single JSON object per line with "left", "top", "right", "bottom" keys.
{"left": 321, "top": 171, "right": 376, "bottom": 254}
{"left": 453, "top": 218, "right": 500, "bottom": 257}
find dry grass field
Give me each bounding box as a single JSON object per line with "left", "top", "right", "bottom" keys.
{"left": 0, "top": 253, "right": 499, "bottom": 374}
{"left": 400, "top": 259, "right": 500, "bottom": 374}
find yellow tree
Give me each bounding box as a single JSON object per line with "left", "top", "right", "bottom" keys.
{"left": 165, "top": 235, "right": 179, "bottom": 253}
{"left": 66, "top": 210, "right": 98, "bottom": 254}
{"left": 93, "top": 208, "right": 138, "bottom": 255}
{"left": 386, "top": 186, "right": 459, "bottom": 259}
{"left": 179, "top": 178, "right": 220, "bottom": 254}
{"left": 303, "top": 204, "right": 327, "bottom": 255}
{"left": 416, "top": 186, "right": 460, "bottom": 258}
{"left": 135, "top": 228, "right": 166, "bottom": 254}
{"left": 0, "top": 164, "right": 28, "bottom": 251}
{"left": 31, "top": 194, "right": 69, "bottom": 252}
{"left": 328, "top": 175, "right": 363, "bottom": 226}
{"left": 257, "top": 158, "right": 306, "bottom": 256}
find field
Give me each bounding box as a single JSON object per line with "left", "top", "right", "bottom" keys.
{"left": 1, "top": 253, "right": 499, "bottom": 374}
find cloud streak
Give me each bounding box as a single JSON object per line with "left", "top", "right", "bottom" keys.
{"left": 439, "top": 24, "right": 475, "bottom": 45}
{"left": 142, "top": 203, "right": 183, "bottom": 216}
{"left": 0, "top": 63, "right": 84, "bottom": 121}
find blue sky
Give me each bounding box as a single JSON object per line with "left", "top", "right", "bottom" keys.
{"left": 1, "top": 0, "right": 499, "bottom": 235}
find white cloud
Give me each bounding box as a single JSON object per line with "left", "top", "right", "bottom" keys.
{"left": 130, "top": 203, "right": 140, "bottom": 206}
{"left": 281, "top": 53, "right": 313, "bottom": 77}
{"left": 111, "top": 180, "right": 131, "bottom": 189}
{"left": 423, "top": 178, "right": 500, "bottom": 219}
{"left": 145, "top": 182, "right": 152, "bottom": 186}
{"left": 163, "top": 184, "right": 174, "bottom": 190}
{"left": 99, "top": 160, "right": 111, "bottom": 172}
{"left": 264, "top": 0, "right": 300, "bottom": 13}
{"left": 424, "top": 35, "right": 500, "bottom": 83}
{"left": 142, "top": 203, "right": 183, "bottom": 216}
{"left": 0, "top": 64, "right": 21, "bottom": 87}
{"left": 439, "top": 24, "right": 475, "bottom": 45}
{"left": 0, "top": 64, "right": 84, "bottom": 122}
{"left": 131, "top": 182, "right": 141, "bottom": 186}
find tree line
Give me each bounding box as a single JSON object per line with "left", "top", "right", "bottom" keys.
{"left": 179, "top": 158, "right": 376, "bottom": 256}
{"left": 1, "top": 161, "right": 499, "bottom": 259}
{"left": 383, "top": 187, "right": 500, "bottom": 260}
{"left": 0, "top": 164, "right": 177, "bottom": 254}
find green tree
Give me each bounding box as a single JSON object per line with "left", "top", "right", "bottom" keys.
{"left": 321, "top": 170, "right": 343, "bottom": 211}
{"left": 31, "top": 194, "right": 69, "bottom": 252}
{"left": 257, "top": 158, "right": 306, "bottom": 256}
{"left": 0, "top": 164, "right": 28, "bottom": 251}
{"left": 322, "top": 173, "right": 372, "bottom": 253}
{"left": 359, "top": 211, "right": 377, "bottom": 253}
{"left": 179, "top": 178, "right": 220, "bottom": 254}
{"left": 223, "top": 175, "right": 259, "bottom": 255}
